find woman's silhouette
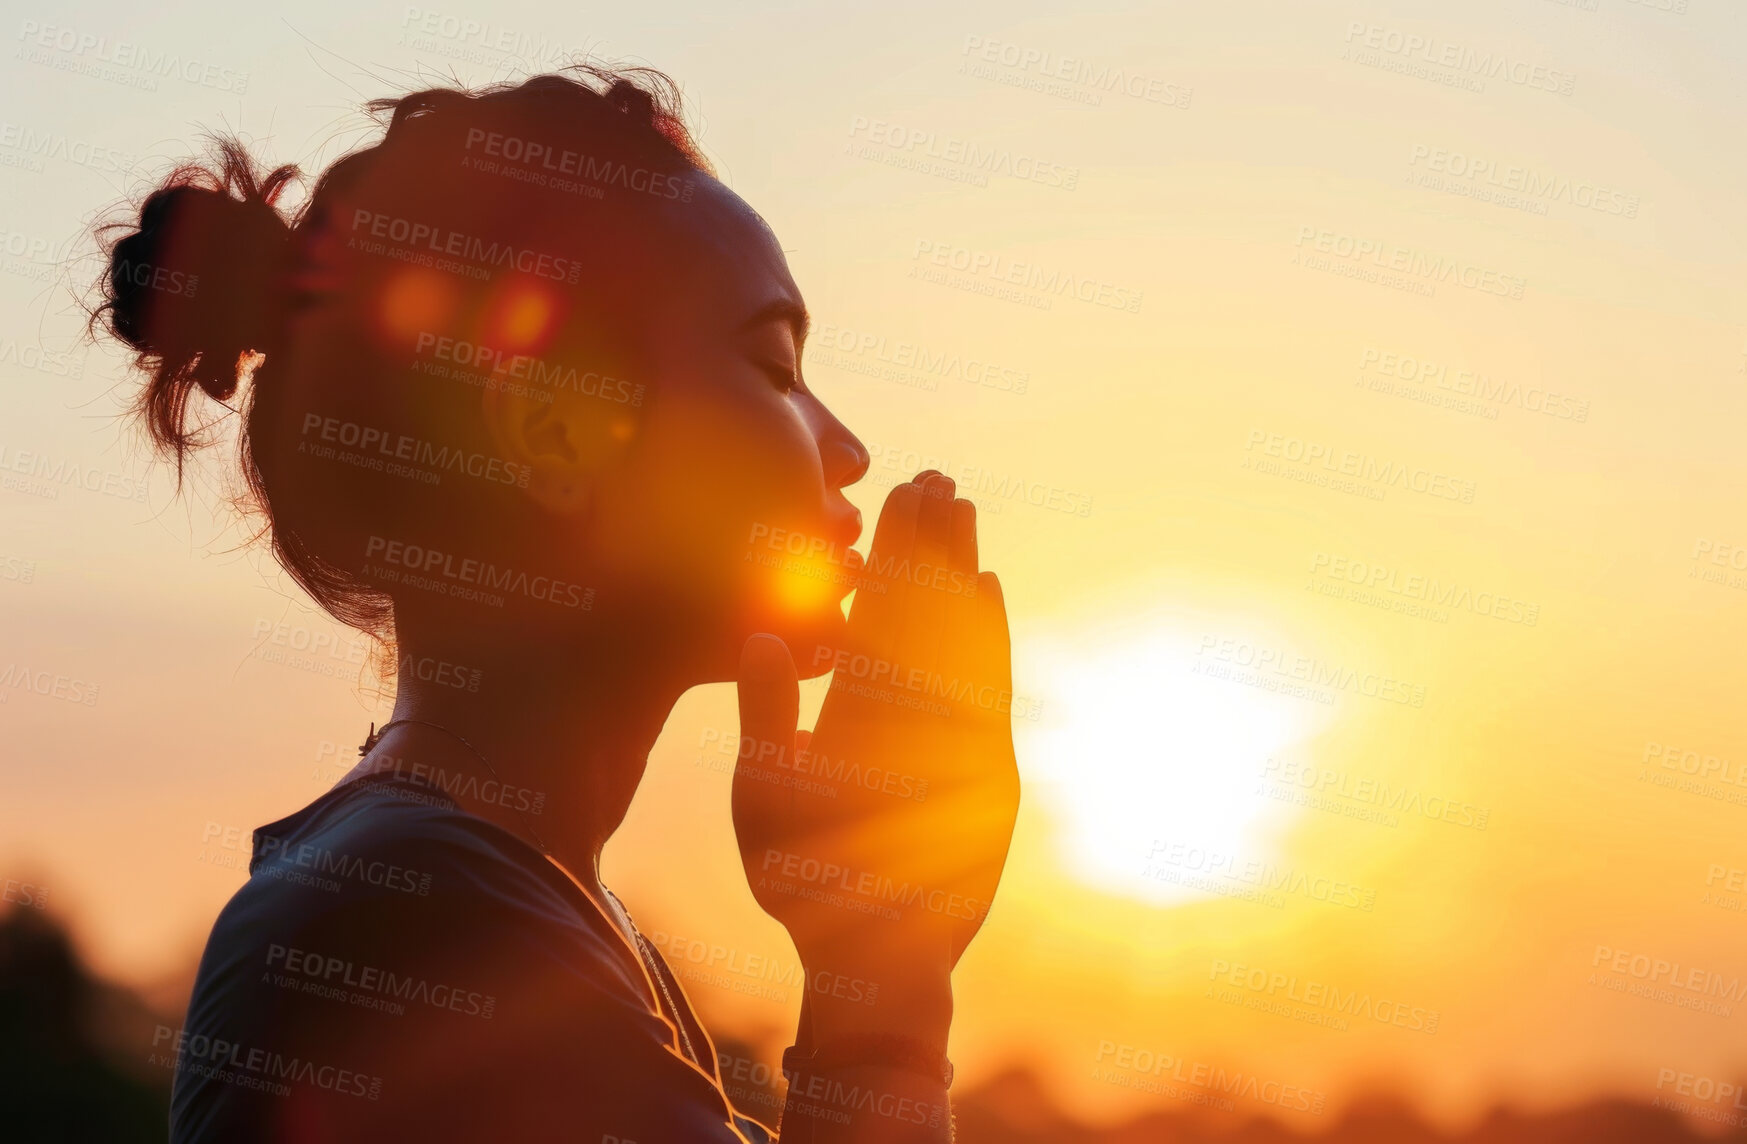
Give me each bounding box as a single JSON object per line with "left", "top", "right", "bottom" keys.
{"left": 94, "top": 66, "right": 1019, "bottom": 1142}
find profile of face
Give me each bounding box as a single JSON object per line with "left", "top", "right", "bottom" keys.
{"left": 303, "top": 172, "right": 872, "bottom": 685}
{"left": 558, "top": 177, "right": 870, "bottom": 680}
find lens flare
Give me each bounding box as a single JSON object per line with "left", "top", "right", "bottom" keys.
{"left": 486, "top": 281, "right": 562, "bottom": 354}
{"left": 772, "top": 552, "right": 843, "bottom": 615}
{"left": 377, "top": 268, "right": 459, "bottom": 348}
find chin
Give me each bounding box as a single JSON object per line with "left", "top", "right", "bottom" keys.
{"left": 739, "top": 601, "right": 850, "bottom": 681}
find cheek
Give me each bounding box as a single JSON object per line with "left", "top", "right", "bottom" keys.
{"left": 591, "top": 377, "right": 821, "bottom": 579}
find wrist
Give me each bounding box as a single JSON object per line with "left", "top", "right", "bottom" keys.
{"left": 783, "top": 1037, "right": 954, "bottom": 1089}
{"left": 799, "top": 940, "right": 952, "bottom": 1052}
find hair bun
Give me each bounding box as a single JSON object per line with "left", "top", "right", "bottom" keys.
{"left": 104, "top": 169, "right": 291, "bottom": 402}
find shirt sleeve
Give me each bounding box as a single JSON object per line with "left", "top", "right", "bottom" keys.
{"left": 171, "top": 802, "right": 772, "bottom": 1143}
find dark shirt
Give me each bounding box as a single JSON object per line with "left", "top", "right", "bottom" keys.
{"left": 169, "top": 771, "right": 774, "bottom": 1142}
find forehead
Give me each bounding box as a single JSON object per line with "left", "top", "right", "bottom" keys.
{"left": 654, "top": 175, "right": 800, "bottom": 321}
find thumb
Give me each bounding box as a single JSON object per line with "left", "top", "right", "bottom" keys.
{"left": 737, "top": 633, "right": 799, "bottom": 773}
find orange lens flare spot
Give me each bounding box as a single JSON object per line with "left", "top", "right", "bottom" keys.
{"left": 486, "top": 282, "right": 562, "bottom": 354}
{"left": 773, "top": 553, "right": 840, "bottom": 615}
{"left": 377, "top": 269, "right": 459, "bottom": 347}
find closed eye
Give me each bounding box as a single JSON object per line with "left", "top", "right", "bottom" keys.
{"left": 761, "top": 359, "right": 800, "bottom": 394}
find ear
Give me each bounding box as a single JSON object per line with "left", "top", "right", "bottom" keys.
{"left": 479, "top": 380, "right": 639, "bottom": 517}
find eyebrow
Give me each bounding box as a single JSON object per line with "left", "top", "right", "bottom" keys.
{"left": 739, "top": 298, "right": 811, "bottom": 346}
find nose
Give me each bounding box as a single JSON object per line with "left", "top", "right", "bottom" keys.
{"left": 817, "top": 406, "right": 870, "bottom": 491}
{"left": 828, "top": 434, "right": 870, "bottom": 490}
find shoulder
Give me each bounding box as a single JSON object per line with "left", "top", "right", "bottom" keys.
{"left": 170, "top": 779, "right": 753, "bottom": 1143}
{"left": 208, "top": 777, "right": 645, "bottom": 995}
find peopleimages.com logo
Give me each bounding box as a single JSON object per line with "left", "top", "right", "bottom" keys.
{"left": 348, "top": 208, "right": 583, "bottom": 284}
{"left": 16, "top": 21, "right": 250, "bottom": 93}
{"left": 298, "top": 413, "right": 531, "bottom": 489}
{"left": 462, "top": 128, "right": 696, "bottom": 201}
{"left": 362, "top": 535, "right": 594, "bottom": 610}
{"left": 150, "top": 1026, "right": 382, "bottom": 1100}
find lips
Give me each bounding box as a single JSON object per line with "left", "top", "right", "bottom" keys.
{"left": 828, "top": 506, "right": 863, "bottom": 551}
{"left": 833, "top": 529, "right": 867, "bottom": 599}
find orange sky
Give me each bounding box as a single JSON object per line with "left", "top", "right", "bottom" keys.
{"left": 3, "top": 0, "right": 1746, "bottom": 1135}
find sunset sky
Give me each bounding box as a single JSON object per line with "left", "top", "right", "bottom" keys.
{"left": 3, "top": 0, "right": 1746, "bottom": 1134}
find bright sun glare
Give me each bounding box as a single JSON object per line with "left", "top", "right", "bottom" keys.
{"left": 1017, "top": 623, "right": 1332, "bottom": 907}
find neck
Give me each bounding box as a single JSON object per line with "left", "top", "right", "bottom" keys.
{"left": 371, "top": 626, "right": 688, "bottom": 892}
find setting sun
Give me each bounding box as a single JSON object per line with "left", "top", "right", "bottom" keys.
{"left": 1019, "top": 623, "right": 1330, "bottom": 907}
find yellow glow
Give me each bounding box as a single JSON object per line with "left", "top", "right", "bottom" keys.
{"left": 1018, "top": 624, "right": 1329, "bottom": 905}
{"left": 770, "top": 552, "right": 841, "bottom": 615}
